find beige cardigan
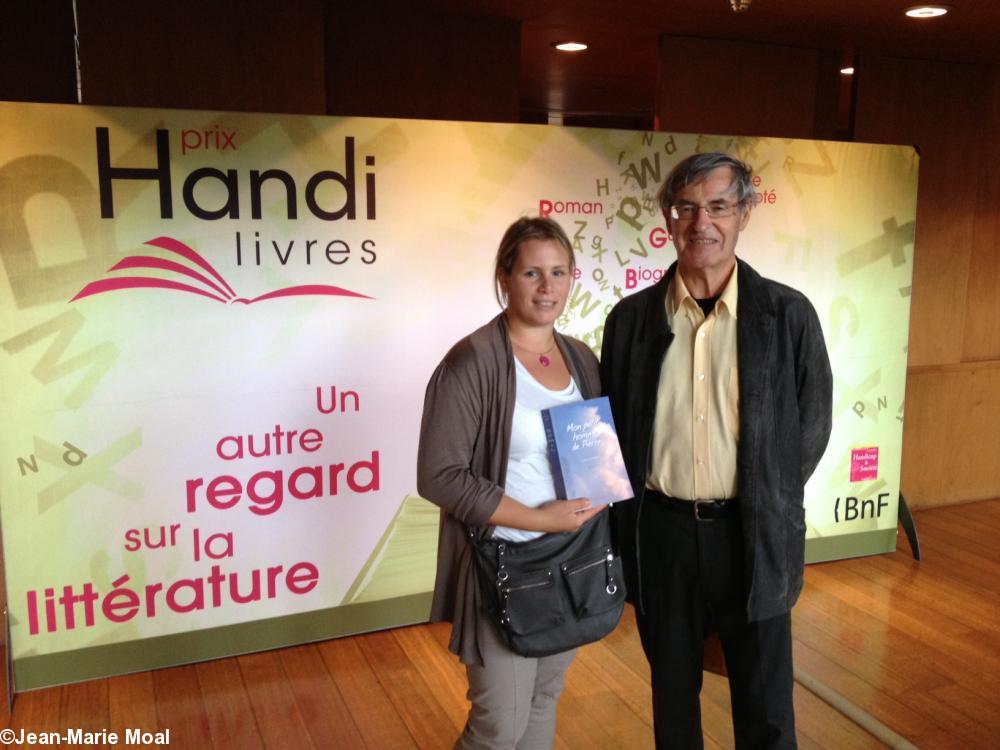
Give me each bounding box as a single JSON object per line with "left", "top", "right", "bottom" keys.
{"left": 416, "top": 312, "right": 601, "bottom": 665}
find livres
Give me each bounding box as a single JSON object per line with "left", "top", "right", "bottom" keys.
{"left": 542, "top": 396, "right": 634, "bottom": 506}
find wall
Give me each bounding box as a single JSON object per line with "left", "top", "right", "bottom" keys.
{"left": 325, "top": 0, "right": 519, "bottom": 122}
{"left": 0, "top": 2, "right": 77, "bottom": 104}
{"left": 656, "top": 35, "right": 841, "bottom": 139}
{"left": 0, "top": 0, "right": 520, "bottom": 120}
{"left": 854, "top": 55, "right": 1000, "bottom": 507}
{"left": 75, "top": 0, "right": 327, "bottom": 114}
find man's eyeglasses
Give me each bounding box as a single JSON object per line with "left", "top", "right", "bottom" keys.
{"left": 669, "top": 201, "right": 743, "bottom": 220}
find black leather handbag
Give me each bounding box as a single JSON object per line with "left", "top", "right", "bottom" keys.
{"left": 471, "top": 511, "right": 626, "bottom": 658}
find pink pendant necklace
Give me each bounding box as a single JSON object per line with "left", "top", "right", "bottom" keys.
{"left": 512, "top": 339, "right": 557, "bottom": 367}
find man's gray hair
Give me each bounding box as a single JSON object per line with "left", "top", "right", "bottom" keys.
{"left": 656, "top": 152, "right": 755, "bottom": 213}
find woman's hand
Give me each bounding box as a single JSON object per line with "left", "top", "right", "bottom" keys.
{"left": 488, "top": 494, "right": 604, "bottom": 533}
{"left": 533, "top": 498, "right": 603, "bottom": 532}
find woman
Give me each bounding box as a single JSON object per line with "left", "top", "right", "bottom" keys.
{"left": 417, "top": 216, "right": 604, "bottom": 749}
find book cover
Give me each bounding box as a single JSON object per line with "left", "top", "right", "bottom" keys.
{"left": 542, "top": 396, "right": 634, "bottom": 506}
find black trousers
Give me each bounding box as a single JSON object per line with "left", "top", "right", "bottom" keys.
{"left": 635, "top": 495, "right": 797, "bottom": 750}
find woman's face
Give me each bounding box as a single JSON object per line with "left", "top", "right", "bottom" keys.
{"left": 498, "top": 238, "right": 573, "bottom": 329}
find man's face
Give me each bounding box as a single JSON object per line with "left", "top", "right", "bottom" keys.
{"left": 665, "top": 166, "right": 750, "bottom": 281}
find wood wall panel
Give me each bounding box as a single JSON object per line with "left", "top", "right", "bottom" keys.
{"left": 655, "top": 36, "right": 823, "bottom": 139}
{"left": 854, "top": 56, "right": 1000, "bottom": 506}
{"left": 854, "top": 55, "right": 990, "bottom": 368}
{"left": 76, "top": 0, "right": 327, "bottom": 114}
{"left": 0, "top": 1, "right": 77, "bottom": 104}
{"left": 325, "top": 0, "right": 520, "bottom": 122}
{"left": 812, "top": 50, "right": 844, "bottom": 141}
{"left": 963, "top": 66, "right": 1000, "bottom": 363}
{"left": 900, "top": 364, "right": 1000, "bottom": 508}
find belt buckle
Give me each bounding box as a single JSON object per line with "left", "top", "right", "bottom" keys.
{"left": 693, "top": 500, "right": 713, "bottom": 522}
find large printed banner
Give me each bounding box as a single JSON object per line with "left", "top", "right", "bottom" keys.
{"left": 0, "top": 102, "right": 916, "bottom": 690}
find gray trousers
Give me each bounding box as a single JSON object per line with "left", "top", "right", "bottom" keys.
{"left": 456, "top": 613, "right": 576, "bottom": 750}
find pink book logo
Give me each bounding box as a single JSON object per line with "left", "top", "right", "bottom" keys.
{"left": 850, "top": 447, "right": 879, "bottom": 482}
{"left": 70, "top": 236, "right": 372, "bottom": 304}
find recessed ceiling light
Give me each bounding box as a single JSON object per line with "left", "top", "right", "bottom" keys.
{"left": 840, "top": 67, "right": 855, "bottom": 75}
{"left": 553, "top": 41, "right": 588, "bottom": 52}
{"left": 904, "top": 5, "right": 951, "bottom": 18}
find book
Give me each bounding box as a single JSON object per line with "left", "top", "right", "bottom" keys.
{"left": 541, "top": 396, "right": 634, "bottom": 507}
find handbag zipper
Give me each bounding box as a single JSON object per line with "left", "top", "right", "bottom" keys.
{"left": 504, "top": 571, "right": 553, "bottom": 592}
{"left": 562, "top": 550, "right": 614, "bottom": 577}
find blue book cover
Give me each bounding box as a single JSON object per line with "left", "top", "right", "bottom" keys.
{"left": 542, "top": 396, "right": 634, "bottom": 506}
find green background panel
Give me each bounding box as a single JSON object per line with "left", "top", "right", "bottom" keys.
{"left": 13, "top": 592, "right": 432, "bottom": 691}
{"left": 805, "top": 529, "right": 898, "bottom": 564}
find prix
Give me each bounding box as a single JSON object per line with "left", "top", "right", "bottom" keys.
{"left": 181, "top": 126, "right": 237, "bottom": 155}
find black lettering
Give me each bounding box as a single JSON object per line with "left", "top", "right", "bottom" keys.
{"left": 97, "top": 128, "right": 172, "bottom": 219}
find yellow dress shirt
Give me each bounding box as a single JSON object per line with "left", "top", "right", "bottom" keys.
{"left": 647, "top": 267, "right": 740, "bottom": 501}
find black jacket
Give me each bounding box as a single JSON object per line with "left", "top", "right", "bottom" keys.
{"left": 600, "top": 259, "right": 833, "bottom": 622}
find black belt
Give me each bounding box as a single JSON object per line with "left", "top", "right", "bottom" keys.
{"left": 645, "top": 490, "right": 739, "bottom": 521}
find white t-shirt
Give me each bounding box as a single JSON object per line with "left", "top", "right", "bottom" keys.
{"left": 493, "top": 358, "right": 581, "bottom": 542}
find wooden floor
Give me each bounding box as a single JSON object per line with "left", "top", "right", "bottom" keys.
{"left": 2, "top": 500, "right": 998, "bottom": 749}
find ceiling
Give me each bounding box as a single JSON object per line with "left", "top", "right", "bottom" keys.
{"left": 424, "top": 0, "right": 999, "bottom": 124}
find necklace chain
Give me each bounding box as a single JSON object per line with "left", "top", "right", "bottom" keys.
{"left": 511, "top": 339, "right": 556, "bottom": 356}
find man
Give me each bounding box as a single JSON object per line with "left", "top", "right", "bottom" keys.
{"left": 601, "top": 152, "right": 833, "bottom": 749}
